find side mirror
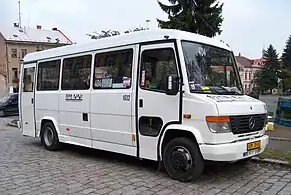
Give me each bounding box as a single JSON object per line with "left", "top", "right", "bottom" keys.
{"left": 166, "top": 75, "right": 179, "bottom": 95}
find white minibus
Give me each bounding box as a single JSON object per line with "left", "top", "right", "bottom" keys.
{"left": 19, "top": 29, "right": 269, "bottom": 182}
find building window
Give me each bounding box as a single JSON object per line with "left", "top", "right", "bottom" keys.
{"left": 93, "top": 49, "right": 133, "bottom": 89}
{"left": 36, "top": 45, "right": 44, "bottom": 52}
{"left": 37, "top": 60, "right": 61, "bottom": 91}
{"left": 11, "top": 49, "right": 17, "bottom": 58}
{"left": 21, "top": 49, "right": 27, "bottom": 59}
{"left": 62, "top": 55, "right": 92, "bottom": 90}
{"left": 12, "top": 68, "right": 18, "bottom": 83}
{"left": 244, "top": 72, "right": 247, "bottom": 80}
{"left": 140, "top": 48, "right": 178, "bottom": 91}
{"left": 249, "top": 73, "right": 251, "bottom": 80}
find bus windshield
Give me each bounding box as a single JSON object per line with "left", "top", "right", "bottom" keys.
{"left": 181, "top": 41, "right": 243, "bottom": 95}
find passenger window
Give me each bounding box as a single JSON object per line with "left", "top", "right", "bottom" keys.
{"left": 37, "top": 60, "right": 61, "bottom": 91}
{"left": 23, "top": 67, "right": 35, "bottom": 92}
{"left": 93, "top": 49, "right": 133, "bottom": 89}
{"left": 62, "top": 55, "right": 92, "bottom": 90}
{"left": 140, "top": 48, "right": 178, "bottom": 91}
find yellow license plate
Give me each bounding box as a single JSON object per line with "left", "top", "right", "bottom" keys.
{"left": 247, "top": 140, "right": 261, "bottom": 151}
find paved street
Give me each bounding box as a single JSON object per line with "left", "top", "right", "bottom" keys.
{"left": 1, "top": 117, "right": 291, "bottom": 194}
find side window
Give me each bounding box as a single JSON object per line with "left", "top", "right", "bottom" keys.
{"left": 140, "top": 48, "right": 178, "bottom": 91}
{"left": 93, "top": 49, "right": 133, "bottom": 89}
{"left": 61, "top": 55, "right": 92, "bottom": 90}
{"left": 37, "top": 60, "right": 60, "bottom": 91}
{"left": 23, "top": 67, "right": 35, "bottom": 92}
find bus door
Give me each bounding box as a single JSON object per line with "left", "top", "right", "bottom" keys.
{"left": 137, "top": 43, "right": 181, "bottom": 160}
{"left": 20, "top": 63, "right": 36, "bottom": 137}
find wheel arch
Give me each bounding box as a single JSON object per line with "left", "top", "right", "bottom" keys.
{"left": 39, "top": 116, "right": 60, "bottom": 137}
{"left": 158, "top": 124, "right": 204, "bottom": 161}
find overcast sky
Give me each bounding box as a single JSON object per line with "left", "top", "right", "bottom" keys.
{"left": 1, "top": 0, "right": 291, "bottom": 59}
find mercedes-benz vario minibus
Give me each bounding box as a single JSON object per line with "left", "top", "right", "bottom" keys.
{"left": 19, "top": 29, "right": 269, "bottom": 182}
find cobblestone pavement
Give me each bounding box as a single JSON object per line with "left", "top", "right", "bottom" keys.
{"left": 1, "top": 121, "right": 291, "bottom": 195}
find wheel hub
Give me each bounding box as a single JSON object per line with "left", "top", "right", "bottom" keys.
{"left": 44, "top": 127, "right": 53, "bottom": 146}
{"left": 170, "top": 147, "right": 192, "bottom": 172}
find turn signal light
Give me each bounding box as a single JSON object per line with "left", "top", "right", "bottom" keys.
{"left": 206, "top": 116, "right": 230, "bottom": 123}
{"left": 183, "top": 114, "right": 192, "bottom": 119}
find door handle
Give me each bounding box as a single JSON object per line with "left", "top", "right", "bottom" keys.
{"left": 83, "top": 113, "right": 88, "bottom": 121}
{"left": 31, "top": 98, "right": 33, "bottom": 104}
{"left": 139, "top": 99, "right": 143, "bottom": 108}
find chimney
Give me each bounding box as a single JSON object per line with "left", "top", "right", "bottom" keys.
{"left": 52, "top": 27, "right": 58, "bottom": 31}
{"left": 238, "top": 52, "right": 241, "bottom": 56}
{"left": 37, "top": 25, "right": 42, "bottom": 29}
{"left": 13, "top": 23, "right": 19, "bottom": 27}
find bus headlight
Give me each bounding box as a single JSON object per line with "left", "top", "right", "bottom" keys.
{"left": 207, "top": 122, "right": 231, "bottom": 133}
{"left": 206, "top": 116, "right": 231, "bottom": 133}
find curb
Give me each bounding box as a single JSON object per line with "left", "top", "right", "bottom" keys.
{"left": 269, "top": 137, "right": 291, "bottom": 141}
{"left": 251, "top": 156, "right": 291, "bottom": 167}
{"left": 7, "top": 120, "right": 19, "bottom": 128}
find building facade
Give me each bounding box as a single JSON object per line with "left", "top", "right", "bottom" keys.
{"left": 235, "top": 54, "right": 266, "bottom": 94}
{"left": 0, "top": 24, "right": 72, "bottom": 95}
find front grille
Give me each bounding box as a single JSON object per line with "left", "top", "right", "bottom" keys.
{"left": 230, "top": 114, "right": 266, "bottom": 134}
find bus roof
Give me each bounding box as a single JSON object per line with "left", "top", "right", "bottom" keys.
{"left": 23, "top": 29, "right": 232, "bottom": 63}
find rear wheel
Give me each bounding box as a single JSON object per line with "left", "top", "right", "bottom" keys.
{"left": 41, "top": 122, "right": 60, "bottom": 151}
{"left": 163, "top": 137, "right": 204, "bottom": 182}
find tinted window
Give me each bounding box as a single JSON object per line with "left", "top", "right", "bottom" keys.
{"left": 23, "top": 67, "right": 35, "bottom": 92}
{"left": 62, "top": 55, "right": 92, "bottom": 90}
{"left": 140, "top": 48, "right": 177, "bottom": 91}
{"left": 37, "top": 60, "right": 60, "bottom": 91}
{"left": 93, "top": 49, "right": 133, "bottom": 89}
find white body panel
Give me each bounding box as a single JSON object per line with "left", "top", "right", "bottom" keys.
{"left": 19, "top": 29, "right": 269, "bottom": 165}
{"left": 35, "top": 91, "right": 59, "bottom": 137}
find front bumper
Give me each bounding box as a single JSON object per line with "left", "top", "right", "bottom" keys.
{"left": 199, "top": 135, "right": 269, "bottom": 161}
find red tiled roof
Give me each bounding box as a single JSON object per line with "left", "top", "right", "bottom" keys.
{"left": 235, "top": 55, "right": 265, "bottom": 69}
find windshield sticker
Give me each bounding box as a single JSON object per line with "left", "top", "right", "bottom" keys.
{"left": 101, "top": 78, "right": 112, "bottom": 88}
{"left": 122, "top": 77, "right": 131, "bottom": 87}
{"left": 149, "top": 84, "right": 157, "bottom": 89}
{"left": 94, "top": 79, "right": 102, "bottom": 88}
{"left": 201, "top": 86, "right": 210, "bottom": 91}
{"left": 141, "top": 70, "right": 145, "bottom": 86}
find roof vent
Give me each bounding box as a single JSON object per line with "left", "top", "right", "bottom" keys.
{"left": 37, "top": 25, "right": 42, "bottom": 29}
{"left": 52, "top": 27, "right": 58, "bottom": 31}
{"left": 13, "top": 34, "right": 18, "bottom": 37}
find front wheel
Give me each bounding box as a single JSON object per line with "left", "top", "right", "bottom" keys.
{"left": 163, "top": 137, "right": 204, "bottom": 182}
{"left": 41, "top": 122, "right": 60, "bottom": 151}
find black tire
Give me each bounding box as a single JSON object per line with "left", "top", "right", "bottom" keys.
{"left": 163, "top": 137, "right": 204, "bottom": 182}
{"left": 41, "top": 122, "right": 60, "bottom": 151}
{"left": 0, "top": 109, "right": 5, "bottom": 117}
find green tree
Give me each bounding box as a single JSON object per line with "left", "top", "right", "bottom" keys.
{"left": 282, "top": 35, "right": 291, "bottom": 69}
{"left": 253, "top": 44, "right": 280, "bottom": 93}
{"left": 281, "top": 35, "right": 291, "bottom": 91}
{"left": 157, "top": 0, "right": 224, "bottom": 37}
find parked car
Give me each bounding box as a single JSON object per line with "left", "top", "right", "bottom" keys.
{"left": 0, "top": 93, "right": 19, "bottom": 117}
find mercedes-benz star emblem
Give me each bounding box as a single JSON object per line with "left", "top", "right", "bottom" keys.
{"left": 249, "top": 117, "right": 256, "bottom": 129}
